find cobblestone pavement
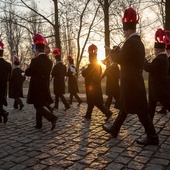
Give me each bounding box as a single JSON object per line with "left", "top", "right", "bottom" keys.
{"left": 0, "top": 97, "right": 170, "bottom": 170}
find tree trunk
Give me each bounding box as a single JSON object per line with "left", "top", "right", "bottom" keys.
{"left": 104, "top": 0, "right": 110, "bottom": 57}
{"left": 165, "top": 0, "right": 170, "bottom": 30}
{"left": 53, "top": 0, "right": 61, "bottom": 50}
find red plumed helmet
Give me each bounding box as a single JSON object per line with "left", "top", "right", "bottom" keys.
{"left": 68, "top": 55, "right": 74, "bottom": 61}
{"left": 0, "top": 35, "right": 4, "bottom": 50}
{"left": 122, "top": 7, "right": 139, "bottom": 24}
{"left": 155, "top": 29, "right": 166, "bottom": 43}
{"left": 88, "top": 44, "right": 98, "bottom": 54}
{"left": 33, "top": 33, "right": 46, "bottom": 45}
{"left": 0, "top": 41, "right": 4, "bottom": 50}
{"left": 14, "top": 56, "right": 19, "bottom": 62}
{"left": 52, "top": 48, "right": 61, "bottom": 56}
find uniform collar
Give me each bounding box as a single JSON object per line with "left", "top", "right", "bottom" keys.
{"left": 156, "top": 51, "right": 167, "bottom": 57}
{"left": 126, "top": 32, "right": 138, "bottom": 41}
{"left": 56, "top": 61, "right": 62, "bottom": 64}
{"left": 37, "top": 52, "right": 45, "bottom": 57}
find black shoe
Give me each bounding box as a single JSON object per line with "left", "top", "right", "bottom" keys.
{"left": 136, "top": 137, "right": 159, "bottom": 146}
{"left": 19, "top": 104, "right": 24, "bottom": 110}
{"left": 53, "top": 106, "right": 58, "bottom": 109}
{"left": 2, "top": 111, "right": 9, "bottom": 124}
{"left": 51, "top": 116, "right": 58, "bottom": 131}
{"left": 83, "top": 115, "right": 91, "bottom": 120}
{"left": 102, "top": 125, "right": 118, "bottom": 138}
{"left": 49, "top": 107, "right": 54, "bottom": 113}
{"left": 105, "top": 112, "right": 113, "bottom": 121}
{"left": 34, "top": 125, "right": 42, "bottom": 129}
{"left": 77, "top": 100, "right": 82, "bottom": 107}
{"left": 157, "top": 108, "right": 167, "bottom": 114}
{"left": 64, "top": 106, "right": 70, "bottom": 111}
{"left": 0, "top": 117, "right": 2, "bottom": 123}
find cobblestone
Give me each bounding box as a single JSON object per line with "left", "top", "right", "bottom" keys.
{"left": 0, "top": 96, "right": 169, "bottom": 170}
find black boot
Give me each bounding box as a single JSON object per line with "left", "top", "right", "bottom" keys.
{"left": 1, "top": 111, "right": 9, "bottom": 124}
{"left": 136, "top": 136, "right": 159, "bottom": 146}
{"left": 157, "top": 107, "right": 167, "bottom": 114}
{"left": 77, "top": 100, "right": 82, "bottom": 106}
{"left": 19, "top": 104, "right": 24, "bottom": 110}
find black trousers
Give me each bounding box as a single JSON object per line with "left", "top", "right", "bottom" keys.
{"left": 86, "top": 102, "right": 112, "bottom": 118}
{"left": 110, "top": 109, "right": 158, "bottom": 139}
{"left": 149, "top": 94, "right": 170, "bottom": 120}
{"left": 34, "top": 104, "right": 56, "bottom": 127}
{"left": 69, "top": 93, "right": 82, "bottom": 103}
{"left": 14, "top": 97, "right": 23, "bottom": 106}
{"left": 54, "top": 94, "right": 70, "bottom": 109}
{"left": 105, "top": 95, "right": 120, "bottom": 109}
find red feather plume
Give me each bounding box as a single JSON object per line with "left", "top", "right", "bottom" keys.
{"left": 0, "top": 41, "right": 4, "bottom": 50}
{"left": 155, "top": 29, "right": 166, "bottom": 43}
{"left": 68, "top": 55, "right": 73, "bottom": 61}
{"left": 122, "top": 7, "right": 139, "bottom": 24}
{"left": 33, "top": 34, "right": 46, "bottom": 45}
{"left": 14, "top": 56, "right": 19, "bottom": 62}
{"left": 52, "top": 48, "right": 61, "bottom": 56}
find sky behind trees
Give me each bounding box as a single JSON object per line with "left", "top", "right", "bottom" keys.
{"left": 0, "top": 0, "right": 165, "bottom": 68}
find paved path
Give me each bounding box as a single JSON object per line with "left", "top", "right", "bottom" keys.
{"left": 0, "top": 96, "right": 170, "bottom": 170}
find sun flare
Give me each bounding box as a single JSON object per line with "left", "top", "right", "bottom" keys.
{"left": 97, "top": 45, "right": 106, "bottom": 66}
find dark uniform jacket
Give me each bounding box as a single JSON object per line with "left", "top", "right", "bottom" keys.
{"left": 66, "top": 65, "right": 79, "bottom": 94}
{"left": 51, "top": 61, "right": 66, "bottom": 95}
{"left": 9, "top": 67, "right": 25, "bottom": 98}
{"left": 0, "top": 58, "right": 12, "bottom": 106}
{"left": 144, "top": 52, "right": 169, "bottom": 102}
{"left": 82, "top": 63, "right": 103, "bottom": 104}
{"left": 102, "top": 63, "right": 120, "bottom": 96}
{"left": 168, "top": 57, "right": 170, "bottom": 80}
{"left": 25, "top": 53, "right": 53, "bottom": 105}
{"left": 110, "top": 34, "right": 148, "bottom": 114}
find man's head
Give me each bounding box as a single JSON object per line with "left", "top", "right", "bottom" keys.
{"left": 154, "top": 45, "right": 165, "bottom": 56}
{"left": 123, "top": 29, "right": 136, "bottom": 39}
{"left": 44, "top": 45, "right": 50, "bottom": 55}
{"left": 88, "top": 44, "right": 98, "bottom": 64}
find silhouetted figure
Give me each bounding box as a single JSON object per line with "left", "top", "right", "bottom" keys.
{"left": 144, "top": 29, "right": 170, "bottom": 120}
{"left": 66, "top": 56, "right": 82, "bottom": 106}
{"left": 25, "top": 34, "right": 57, "bottom": 130}
{"left": 0, "top": 38, "right": 12, "bottom": 123}
{"left": 51, "top": 48, "right": 70, "bottom": 111}
{"left": 9, "top": 57, "right": 25, "bottom": 110}
{"left": 101, "top": 54, "right": 120, "bottom": 109}
{"left": 102, "top": 7, "right": 159, "bottom": 146}
{"left": 82, "top": 44, "right": 113, "bottom": 121}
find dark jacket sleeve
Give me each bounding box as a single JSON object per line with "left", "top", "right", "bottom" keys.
{"left": 25, "top": 58, "right": 36, "bottom": 76}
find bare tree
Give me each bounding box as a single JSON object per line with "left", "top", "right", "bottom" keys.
{"left": 97, "top": 0, "right": 115, "bottom": 57}
{"left": 1, "top": 0, "right": 23, "bottom": 60}
{"left": 165, "top": 0, "right": 170, "bottom": 30}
